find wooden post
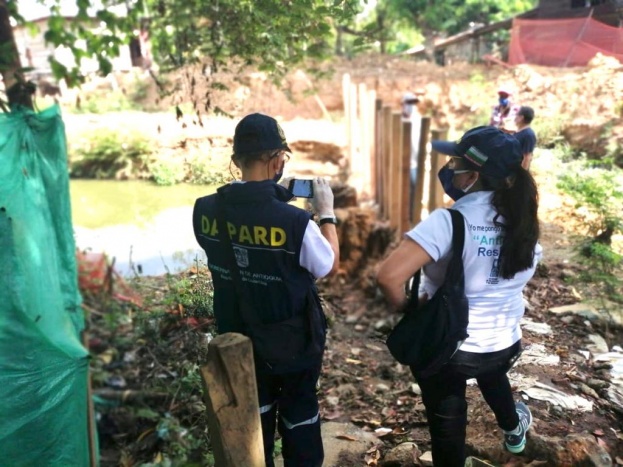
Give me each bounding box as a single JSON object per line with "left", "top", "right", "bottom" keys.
{"left": 348, "top": 83, "right": 358, "bottom": 177}
{"left": 374, "top": 98, "right": 382, "bottom": 207}
{"left": 0, "top": 0, "right": 33, "bottom": 109}
{"left": 0, "top": 1, "right": 21, "bottom": 92}
{"left": 428, "top": 129, "right": 448, "bottom": 213}
{"left": 381, "top": 105, "right": 393, "bottom": 219}
{"left": 389, "top": 113, "right": 403, "bottom": 230}
{"left": 82, "top": 330, "right": 98, "bottom": 467}
{"left": 201, "top": 333, "right": 265, "bottom": 467}
{"left": 342, "top": 73, "right": 351, "bottom": 168}
{"left": 358, "top": 82, "right": 369, "bottom": 197}
{"left": 400, "top": 120, "right": 412, "bottom": 234}
{"left": 366, "top": 89, "right": 378, "bottom": 201}
{"left": 412, "top": 117, "right": 431, "bottom": 225}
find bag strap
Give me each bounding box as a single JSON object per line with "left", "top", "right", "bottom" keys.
{"left": 406, "top": 208, "right": 465, "bottom": 302}
{"left": 215, "top": 194, "right": 261, "bottom": 326}
{"left": 445, "top": 209, "right": 466, "bottom": 285}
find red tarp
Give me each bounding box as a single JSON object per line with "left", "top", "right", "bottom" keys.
{"left": 509, "top": 17, "right": 623, "bottom": 67}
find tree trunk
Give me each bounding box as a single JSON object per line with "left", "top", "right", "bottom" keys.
{"left": 376, "top": 12, "right": 386, "bottom": 54}
{"left": 0, "top": 1, "right": 33, "bottom": 109}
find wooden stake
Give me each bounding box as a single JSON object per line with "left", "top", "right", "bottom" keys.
{"left": 201, "top": 333, "right": 265, "bottom": 467}
{"left": 82, "top": 330, "right": 98, "bottom": 467}
{"left": 389, "top": 113, "right": 403, "bottom": 230}
{"left": 374, "top": 98, "right": 382, "bottom": 207}
{"left": 400, "top": 120, "right": 412, "bottom": 234}
{"left": 381, "top": 106, "right": 393, "bottom": 219}
{"left": 349, "top": 83, "right": 358, "bottom": 176}
{"left": 342, "top": 73, "right": 351, "bottom": 166}
{"left": 428, "top": 129, "right": 448, "bottom": 213}
{"left": 358, "top": 82, "right": 369, "bottom": 196}
{"left": 412, "top": 117, "right": 431, "bottom": 225}
{"left": 366, "top": 90, "right": 378, "bottom": 201}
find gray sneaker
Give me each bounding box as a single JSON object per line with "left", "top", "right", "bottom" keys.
{"left": 504, "top": 401, "right": 532, "bottom": 454}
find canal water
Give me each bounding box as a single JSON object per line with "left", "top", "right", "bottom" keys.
{"left": 71, "top": 180, "right": 216, "bottom": 277}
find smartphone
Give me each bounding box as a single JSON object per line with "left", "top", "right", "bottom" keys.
{"left": 288, "top": 179, "right": 314, "bottom": 198}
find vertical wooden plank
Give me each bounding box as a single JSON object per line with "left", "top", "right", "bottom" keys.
{"left": 342, "top": 73, "right": 351, "bottom": 163}
{"left": 349, "top": 83, "right": 359, "bottom": 178}
{"left": 367, "top": 90, "right": 378, "bottom": 202}
{"left": 358, "top": 82, "right": 369, "bottom": 197}
{"left": 412, "top": 117, "right": 431, "bottom": 225}
{"left": 381, "top": 105, "right": 393, "bottom": 219}
{"left": 400, "top": 120, "right": 413, "bottom": 234}
{"left": 201, "top": 333, "right": 265, "bottom": 467}
{"left": 374, "top": 98, "right": 382, "bottom": 207}
{"left": 83, "top": 330, "right": 98, "bottom": 467}
{"left": 428, "top": 129, "right": 448, "bottom": 213}
{"left": 390, "top": 113, "right": 403, "bottom": 230}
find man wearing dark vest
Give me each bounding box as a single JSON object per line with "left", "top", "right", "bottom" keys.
{"left": 192, "top": 113, "right": 339, "bottom": 467}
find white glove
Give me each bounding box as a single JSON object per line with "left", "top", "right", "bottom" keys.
{"left": 311, "top": 177, "right": 334, "bottom": 218}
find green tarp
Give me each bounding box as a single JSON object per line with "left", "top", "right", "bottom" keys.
{"left": 0, "top": 105, "right": 92, "bottom": 466}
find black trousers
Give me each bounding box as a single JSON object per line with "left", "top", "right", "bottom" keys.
{"left": 412, "top": 340, "right": 522, "bottom": 467}
{"left": 256, "top": 359, "right": 324, "bottom": 467}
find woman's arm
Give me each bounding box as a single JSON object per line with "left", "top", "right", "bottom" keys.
{"left": 377, "top": 238, "right": 433, "bottom": 310}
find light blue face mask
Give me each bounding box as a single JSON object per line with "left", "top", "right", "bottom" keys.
{"left": 499, "top": 97, "right": 509, "bottom": 107}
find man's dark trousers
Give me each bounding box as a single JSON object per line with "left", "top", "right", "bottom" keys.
{"left": 256, "top": 359, "right": 323, "bottom": 467}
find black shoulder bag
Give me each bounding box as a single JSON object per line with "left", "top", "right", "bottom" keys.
{"left": 386, "top": 209, "right": 469, "bottom": 378}
{"left": 215, "top": 195, "right": 325, "bottom": 372}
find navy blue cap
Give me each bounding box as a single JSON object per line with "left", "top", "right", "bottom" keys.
{"left": 233, "top": 113, "right": 291, "bottom": 156}
{"left": 431, "top": 126, "right": 522, "bottom": 179}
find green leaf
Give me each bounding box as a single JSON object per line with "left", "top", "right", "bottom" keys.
{"left": 135, "top": 408, "right": 161, "bottom": 420}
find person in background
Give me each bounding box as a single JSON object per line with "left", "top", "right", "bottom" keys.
{"left": 377, "top": 126, "right": 541, "bottom": 467}
{"left": 193, "top": 113, "right": 339, "bottom": 467}
{"left": 514, "top": 106, "right": 537, "bottom": 170}
{"left": 489, "top": 88, "right": 519, "bottom": 130}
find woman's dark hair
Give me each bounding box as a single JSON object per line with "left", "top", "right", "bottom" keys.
{"left": 482, "top": 168, "right": 539, "bottom": 279}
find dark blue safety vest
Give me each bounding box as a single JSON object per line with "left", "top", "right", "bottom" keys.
{"left": 193, "top": 180, "right": 319, "bottom": 334}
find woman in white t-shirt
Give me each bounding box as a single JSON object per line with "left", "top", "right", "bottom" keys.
{"left": 377, "top": 126, "right": 541, "bottom": 467}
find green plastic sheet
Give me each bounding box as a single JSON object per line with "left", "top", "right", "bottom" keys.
{"left": 0, "top": 105, "right": 92, "bottom": 466}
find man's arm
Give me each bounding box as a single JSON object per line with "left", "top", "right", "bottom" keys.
{"left": 312, "top": 177, "right": 339, "bottom": 276}
{"left": 300, "top": 221, "right": 336, "bottom": 278}
{"left": 319, "top": 223, "right": 339, "bottom": 275}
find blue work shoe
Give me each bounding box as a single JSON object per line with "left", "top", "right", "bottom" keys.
{"left": 504, "top": 401, "right": 532, "bottom": 454}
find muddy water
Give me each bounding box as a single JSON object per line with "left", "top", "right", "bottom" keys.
{"left": 71, "top": 180, "right": 216, "bottom": 276}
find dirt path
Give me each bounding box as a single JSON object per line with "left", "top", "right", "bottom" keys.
{"left": 318, "top": 270, "right": 623, "bottom": 464}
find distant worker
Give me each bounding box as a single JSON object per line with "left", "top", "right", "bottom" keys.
{"left": 489, "top": 88, "right": 518, "bottom": 130}
{"left": 401, "top": 90, "right": 425, "bottom": 220}
{"left": 514, "top": 106, "right": 537, "bottom": 170}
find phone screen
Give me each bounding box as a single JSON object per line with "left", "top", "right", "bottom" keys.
{"left": 289, "top": 179, "right": 314, "bottom": 198}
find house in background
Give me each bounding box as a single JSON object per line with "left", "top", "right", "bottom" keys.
{"left": 12, "top": 1, "right": 151, "bottom": 80}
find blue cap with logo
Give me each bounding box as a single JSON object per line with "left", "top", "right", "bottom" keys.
{"left": 233, "top": 113, "right": 291, "bottom": 156}
{"left": 431, "top": 126, "right": 522, "bottom": 179}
